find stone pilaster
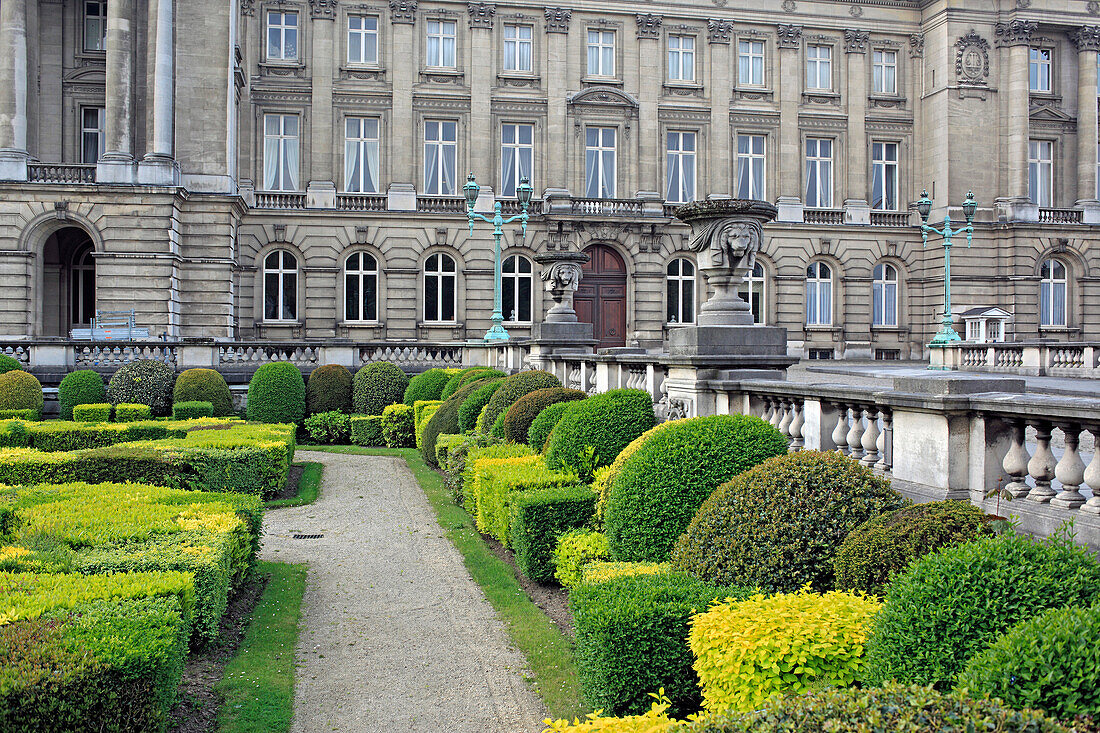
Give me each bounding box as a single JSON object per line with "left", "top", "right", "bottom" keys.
{"left": 545, "top": 11, "right": 569, "bottom": 191}
{"left": 139, "top": 0, "right": 179, "bottom": 185}
{"left": 844, "top": 30, "right": 869, "bottom": 224}
{"left": 388, "top": 0, "right": 417, "bottom": 205}
{"left": 994, "top": 20, "right": 1036, "bottom": 221}
{"left": 775, "top": 24, "right": 802, "bottom": 222}
{"left": 0, "top": 0, "right": 28, "bottom": 181}
{"left": 636, "top": 16, "right": 661, "bottom": 194}
{"left": 468, "top": 3, "right": 494, "bottom": 187}
{"left": 1072, "top": 27, "right": 1100, "bottom": 219}
{"left": 708, "top": 20, "right": 732, "bottom": 197}
{"left": 100, "top": 0, "right": 136, "bottom": 183}
{"left": 307, "top": 0, "right": 336, "bottom": 208}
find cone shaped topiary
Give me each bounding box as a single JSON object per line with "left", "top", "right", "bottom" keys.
{"left": 58, "top": 369, "right": 107, "bottom": 420}
{"left": 173, "top": 368, "right": 234, "bottom": 417}
{"left": 106, "top": 359, "right": 176, "bottom": 416}
{"left": 246, "top": 361, "right": 306, "bottom": 424}
{"left": 353, "top": 361, "right": 409, "bottom": 415}
{"left": 307, "top": 364, "right": 354, "bottom": 414}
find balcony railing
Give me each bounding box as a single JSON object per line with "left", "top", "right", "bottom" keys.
{"left": 933, "top": 341, "right": 1100, "bottom": 378}
{"left": 803, "top": 208, "right": 845, "bottom": 225}
{"left": 336, "top": 193, "right": 387, "bottom": 212}
{"left": 27, "top": 164, "right": 96, "bottom": 184}
{"left": 254, "top": 191, "right": 307, "bottom": 209}
{"left": 499, "top": 199, "right": 543, "bottom": 216}
{"left": 570, "top": 197, "right": 644, "bottom": 216}
{"left": 870, "top": 211, "right": 911, "bottom": 227}
{"left": 1039, "top": 207, "right": 1084, "bottom": 224}
{"left": 416, "top": 196, "right": 466, "bottom": 213}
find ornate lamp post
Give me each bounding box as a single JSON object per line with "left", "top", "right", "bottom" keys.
{"left": 916, "top": 189, "right": 976, "bottom": 347}
{"left": 463, "top": 173, "right": 533, "bottom": 342}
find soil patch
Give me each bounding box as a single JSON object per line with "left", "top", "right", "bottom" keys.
{"left": 483, "top": 534, "right": 574, "bottom": 638}
{"left": 168, "top": 572, "right": 269, "bottom": 733}
{"left": 266, "top": 463, "right": 304, "bottom": 502}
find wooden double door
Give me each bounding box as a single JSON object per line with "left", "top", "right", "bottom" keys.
{"left": 575, "top": 244, "right": 627, "bottom": 349}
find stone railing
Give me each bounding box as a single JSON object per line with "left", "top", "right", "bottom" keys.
{"left": 217, "top": 343, "right": 321, "bottom": 366}
{"left": 1039, "top": 207, "right": 1084, "bottom": 224}
{"left": 933, "top": 341, "right": 1100, "bottom": 378}
{"left": 74, "top": 342, "right": 178, "bottom": 368}
{"left": 27, "top": 163, "right": 97, "bottom": 184}
{"left": 803, "top": 208, "right": 845, "bottom": 225}
{"left": 416, "top": 196, "right": 466, "bottom": 213}
{"left": 335, "top": 194, "right": 387, "bottom": 212}
{"left": 254, "top": 192, "right": 307, "bottom": 210}
{"left": 570, "top": 198, "right": 644, "bottom": 216}
{"left": 870, "top": 211, "right": 911, "bottom": 227}
{"left": 359, "top": 342, "right": 464, "bottom": 368}
{"left": 500, "top": 199, "right": 542, "bottom": 216}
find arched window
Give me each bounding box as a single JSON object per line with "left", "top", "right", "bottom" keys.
{"left": 805, "top": 261, "right": 832, "bottom": 326}
{"left": 263, "top": 250, "right": 298, "bottom": 321}
{"left": 70, "top": 243, "right": 96, "bottom": 327}
{"left": 738, "top": 261, "right": 766, "bottom": 324}
{"left": 502, "top": 255, "right": 533, "bottom": 323}
{"left": 1040, "top": 258, "right": 1067, "bottom": 327}
{"left": 424, "top": 252, "right": 457, "bottom": 322}
{"left": 665, "top": 258, "right": 695, "bottom": 324}
{"left": 345, "top": 252, "right": 378, "bottom": 322}
{"left": 872, "top": 263, "right": 898, "bottom": 327}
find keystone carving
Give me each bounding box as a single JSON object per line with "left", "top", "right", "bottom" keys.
{"left": 777, "top": 24, "right": 803, "bottom": 49}
{"left": 390, "top": 0, "right": 417, "bottom": 24}
{"left": 844, "top": 29, "right": 869, "bottom": 53}
{"left": 909, "top": 32, "right": 924, "bottom": 58}
{"left": 544, "top": 7, "right": 571, "bottom": 34}
{"left": 309, "top": 0, "right": 338, "bottom": 19}
{"left": 467, "top": 2, "right": 495, "bottom": 29}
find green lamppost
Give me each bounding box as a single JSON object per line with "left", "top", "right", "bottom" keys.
{"left": 463, "top": 173, "right": 533, "bottom": 342}
{"left": 916, "top": 189, "right": 977, "bottom": 349}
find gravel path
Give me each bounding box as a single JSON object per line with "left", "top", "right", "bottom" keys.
{"left": 261, "top": 451, "right": 548, "bottom": 733}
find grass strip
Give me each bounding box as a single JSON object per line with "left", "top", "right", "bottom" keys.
{"left": 307, "top": 445, "right": 584, "bottom": 720}
{"left": 216, "top": 561, "right": 307, "bottom": 733}
{"left": 266, "top": 461, "right": 323, "bottom": 509}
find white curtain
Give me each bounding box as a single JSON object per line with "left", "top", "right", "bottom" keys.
{"left": 365, "top": 140, "right": 379, "bottom": 193}
{"left": 425, "top": 143, "right": 439, "bottom": 194}
{"left": 585, "top": 149, "right": 599, "bottom": 198}
{"left": 441, "top": 143, "right": 455, "bottom": 195}
{"left": 283, "top": 136, "right": 299, "bottom": 191}
{"left": 344, "top": 138, "right": 360, "bottom": 192}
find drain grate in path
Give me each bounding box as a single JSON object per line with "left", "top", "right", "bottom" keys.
{"left": 292, "top": 533, "right": 324, "bottom": 540}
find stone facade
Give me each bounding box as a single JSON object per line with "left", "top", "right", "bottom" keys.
{"left": 0, "top": 0, "right": 1098, "bottom": 359}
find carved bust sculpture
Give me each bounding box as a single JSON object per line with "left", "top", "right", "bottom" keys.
{"left": 540, "top": 260, "right": 582, "bottom": 292}
{"left": 689, "top": 216, "right": 764, "bottom": 276}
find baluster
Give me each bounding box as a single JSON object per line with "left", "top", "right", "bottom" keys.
{"left": 861, "top": 408, "right": 881, "bottom": 467}
{"left": 1052, "top": 423, "right": 1087, "bottom": 509}
{"left": 1002, "top": 419, "right": 1032, "bottom": 498}
{"left": 832, "top": 404, "right": 850, "bottom": 454}
{"left": 761, "top": 397, "right": 775, "bottom": 424}
{"left": 770, "top": 398, "right": 784, "bottom": 428}
{"left": 789, "top": 401, "right": 805, "bottom": 452}
{"left": 846, "top": 406, "right": 865, "bottom": 459}
{"left": 1026, "top": 421, "right": 1057, "bottom": 503}
{"left": 875, "top": 409, "right": 893, "bottom": 472}
{"left": 1080, "top": 427, "right": 1100, "bottom": 514}
{"left": 778, "top": 399, "right": 793, "bottom": 443}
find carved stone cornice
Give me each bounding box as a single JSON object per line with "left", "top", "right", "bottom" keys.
{"left": 908, "top": 32, "right": 924, "bottom": 58}
{"left": 636, "top": 13, "right": 662, "bottom": 39}
{"left": 994, "top": 19, "right": 1036, "bottom": 47}
{"left": 467, "top": 2, "right": 495, "bottom": 29}
{"left": 544, "top": 7, "right": 571, "bottom": 34}
{"left": 707, "top": 19, "right": 733, "bottom": 45}
{"left": 844, "top": 29, "right": 869, "bottom": 53}
{"left": 777, "top": 24, "right": 802, "bottom": 49}
{"left": 390, "top": 0, "right": 416, "bottom": 24}
{"left": 1070, "top": 26, "right": 1100, "bottom": 52}
{"left": 309, "top": 0, "right": 337, "bottom": 19}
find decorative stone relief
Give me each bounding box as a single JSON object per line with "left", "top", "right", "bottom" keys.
{"left": 844, "top": 29, "right": 869, "bottom": 53}
{"left": 534, "top": 251, "right": 589, "bottom": 323}
{"left": 636, "top": 14, "right": 662, "bottom": 39}
{"left": 390, "top": 0, "right": 417, "bottom": 24}
{"left": 241, "top": 0, "right": 256, "bottom": 16}
{"left": 309, "top": 0, "right": 338, "bottom": 19}
{"left": 777, "top": 24, "right": 802, "bottom": 49}
{"left": 544, "top": 7, "right": 571, "bottom": 34}
{"left": 707, "top": 19, "right": 733, "bottom": 45}
{"left": 994, "top": 20, "right": 1036, "bottom": 47}
{"left": 467, "top": 2, "right": 495, "bottom": 29}
{"left": 955, "top": 29, "right": 990, "bottom": 85}
{"left": 1070, "top": 26, "right": 1100, "bottom": 52}
{"left": 849, "top": 4, "right": 863, "bottom": 17}
{"left": 782, "top": 0, "right": 796, "bottom": 12}
{"left": 1090, "top": 1, "right": 1100, "bottom": 16}
{"left": 908, "top": 32, "right": 924, "bottom": 58}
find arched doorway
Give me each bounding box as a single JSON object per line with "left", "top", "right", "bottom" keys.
{"left": 576, "top": 243, "right": 627, "bottom": 349}
{"left": 42, "top": 227, "right": 96, "bottom": 337}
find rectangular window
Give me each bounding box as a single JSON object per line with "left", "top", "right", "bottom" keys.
{"left": 348, "top": 15, "right": 379, "bottom": 65}
{"left": 344, "top": 117, "right": 380, "bottom": 193}
{"left": 871, "top": 141, "right": 899, "bottom": 211}
{"left": 262, "top": 114, "right": 300, "bottom": 191}
{"left": 424, "top": 120, "right": 457, "bottom": 195}
{"left": 585, "top": 127, "right": 616, "bottom": 198}
{"left": 81, "top": 107, "right": 106, "bottom": 165}
{"left": 668, "top": 35, "right": 695, "bottom": 82}
{"left": 872, "top": 49, "right": 897, "bottom": 94}
{"left": 587, "top": 29, "right": 615, "bottom": 77}
{"left": 1028, "top": 139, "right": 1053, "bottom": 207}
{"left": 738, "top": 40, "right": 765, "bottom": 86}
{"left": 665, "top": 131, "right": 696, "bottom": 203}
{"left": 500, "top": 123, "right": 534, "bottom": 198}
{"left": 267, "top": 11, "right": 299, "bottom": 62}
{"left": 806, "top": 45, "right": 832, "bottom": 90}
{"left": 804, "top": 137, "right": 833, "bottom": 208}
{"left": 736, "top": 134, "right": 766, "bottom": 200}
{"left": 503, "top": 24, "right": 533, "bottom": 72}
{"left": 83, "top": 1, "right": 108, "bottom": 52}
{"left": 426, "top": 20, "right": 457, "bottom": 68}
{"left": 1029, "top": 47, "right": 1052, "bottom": 93}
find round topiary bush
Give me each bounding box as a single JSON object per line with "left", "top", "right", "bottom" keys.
{"left": 246, "top": 361, "right": 306, "bottom": 424}
{"left": 441, "top": 367, "right": 501, "bottom": 400}
{"left": 834, "top": 500, "right": 995, "bottom": 596}
{"left": 421, "top": 377, "right": 500, "bottom": 466}
{"left": 0, "top": 354, "right": 23, "bottom": 375}
{"left": 502, "top": 387, "right": 587, "bottom": 444}
{"left": 172, "top": 368, "right": 234, "bottom": 417}
{"left": 671, "top": 450, "right": 903, "bottom": 593}
{"left": 479, "top": 371, "right": 562, "bottom": 434}
{"left": 403, "top": 368, "right": 451, "bottom": 406}
{"left": 458, "top": 380, "right": 502, "bottom": 433}
{"left": 545, "top": 389, "right": 656, "bottom": 474}
{"left": 306, "top": 364, "right": 353, "bottom": 415}
{"left": 353, "top": 361, "right": 409, "bottom": 415}
{"left": 528, "top": 400, "right": 576, "bottom": 452}
{"left": 0, "top": 370, "right": 44, "bottom": 413}
{"left": 604, "top": 415, "right": 789, "bottom": 563}
{"left": 863, "top": 531, "right": 1100, "bottom": 689}
{"left": 57, "top": 369, "right": 106, "bottom": 420}
{"left": 106, "top": 359, "right": 176, "bottom": 416}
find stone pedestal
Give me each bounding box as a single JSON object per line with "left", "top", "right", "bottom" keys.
{"left": 533, "top": 250, "right": 594, "bottom": 346}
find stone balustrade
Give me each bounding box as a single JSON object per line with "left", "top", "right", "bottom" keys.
{"left": 932, "top": 340, "right": 1100, "bottom": 377}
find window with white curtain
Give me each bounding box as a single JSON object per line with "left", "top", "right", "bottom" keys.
{"left": 263, "top": 250, "right": 298, "bottom": 322}
{"left": 345, "top": 252, "right": 379, "bottom": 322}
{"left": 424, "top": 120, "right": 457, "bottom": 195}
{"left": 871, "top": 141, "right": 899, "bottom": 211}
{"left": 666, "top": 258, "right": 695, "bottom": 324}
{"left": 84, "top": 1, "right": 108, "bottom": 52}
{"left": 81, "top": 107, "right": 106, "bottom": 165}
{"left": 587, "top": 30, "right": 615, "bottom": 76}
{"left": 872, "top": 49, "right": 897, "bottom": 94}
{"left": 666, "top": 131, "right": 696, "bottom": 204}
{"left": 503, "top": 24, "right": 533, "bottom": 72}
{"left": 872, "top": 263, "right": 898, "bottom": 327}
{"left": 738, "top": 262, "right": 766, "bottom": 324}
{"left": 738, "top": 40, "right": 765, "bottom": 86}
{"left": 344, "top": 117, "right": 380, "bottom": 193}
{"left": 1028, "top": 139, "right": 1053, "bottom": 207}
{"left": 1040, "top": 258, "right": 1067, "bottom": 327}
{"left": 424, "top": 253, "right": 457, "bottom": 322}
{"left": 1029, "top": 47, "right": 1052, "bottom": 93}
{"left": 805, "top": 262, "right": 833, "bottom": 326}
{"left": 263, "top": 114, "right": 300, "bottom": 191}
{"left": 267, "top": 11, "right": 299, "bottom": 61}
{"left": 426, "top": 20, "right": 457, "bottom": 68}
{"left": 668, "top": 35, "right": 695, "bottom": 82}
{"left": 500, "top": 123, "right": 533, "bottom": 198}
{"left": 736, "top": 134, "right": 766, "bottom": 200}
{"left": 502, "top": 255, "right": 533, "bottom": 323}
{"left": 806, "top": 45, "right": 832, "bottom": 90}
{"left": 805, "top": 137, "right": 833, "bottom": 208}
{"left": 348, "top": 15, "right": 379, "bottom": 65}
{"left": 585, "top": 127, "right": 616, "bottom": 198}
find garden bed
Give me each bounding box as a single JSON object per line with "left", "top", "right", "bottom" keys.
{"left": 482, "top": 533, "right": 574, "bottom": 638}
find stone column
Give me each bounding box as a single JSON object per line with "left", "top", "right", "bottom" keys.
{"left": 307, "top": 0, "right": 337, "bottom": 208}
{"left": 707, "top": 20, "right": 732, "bottom": 196}
{"left": 636, "top": 14, "right": 661, "bottom": 195}
{"left": 387, "top": 1, "right": 417, "bottom": 211}
{"left": 775, "top": 24, "right": 802, "bottom": 222}
{"left": 99, "top": 0, "right": 136, "bottom": 183}
{"left": 1072, "top": 27, "right": 1100, "bottom": 221}
{"left": 138, "top": 0, "right": 179, "bottom": 185}
{"left": 545, "top": 9, "right": 570, "bottom": 191}
{"left": 994, "top": 20, "right": 1036, "bottom": 222}
{"left": 0, "top": 0, "right": 29, "bottom": 181}
{"left": 468, "top": 3, "right": 494, "bottom": 190}
{"left": 844, "top": 30, "right": 870, "bottom": 224}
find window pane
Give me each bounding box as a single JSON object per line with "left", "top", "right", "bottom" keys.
{"left": 346, "top": 273, "right": 360, "bottom": 321}
{"left": 518, "top": 274, "right": 532, "bottom": 321}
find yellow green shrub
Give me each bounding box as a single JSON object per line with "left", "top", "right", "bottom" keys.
{"left": 545, "top": 692, "right": 686, "bottom": 732}
{"left": 470, "top": 455, "right": 579, "bottom": 546}
{"left": 414, "top": 400, "right": 443, "bottom": 448}
{"left": 553, "top": 528, "right": 609, "bottom": 588}
{"left": 688, "top": 588, "right": 881, "bottom": 714}
{"left": 461, "top": 443, "right": 535, "bottom": 515}
{"left": 582, "top": 561, "right": 668, "bottom": 585}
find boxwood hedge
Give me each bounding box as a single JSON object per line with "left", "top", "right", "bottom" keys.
{"left": 545, "top": 389, "right": 655, "bottom": 475}
{"left": 0, "top": 354, "right": 23, "bottom": 375}
{"left": 479, "top": 370, "right": 561, "bottom": 434}
{"left": 58, "top": 370, "right": 107, "bottom": 420}
{"left": 458, "top": 380, "right": 503, "bottom": 433}
{"left": 106, "top": 360, "right": 176, "bottom": 417}
{"left": 527, "top": 400, "right": 575, "bottom": 452}
{"left": 246, "top": 362, "right": 306, "bottom": 424}
{"left": 403, "top": 368, "right": 450, "bottom": 406}
{"left": 0, "top": 371, "right": 45, "bottom": 415}
{"left": 307, "top": 364, "right": 354, "bottom": 415}
{"left": 173, "top": 368, "right": 234, "bottom": 417}
{"left": 352, "top": 361, "right": 409, "bottom": 416}
{"left": 421, "top": 378, "right": 499, "bottom": 465}
{"left": 502, "top": 387, "right": 587, "bottom": 445}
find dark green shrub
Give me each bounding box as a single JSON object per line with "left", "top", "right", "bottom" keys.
{"left": 58, "top": 370, "right": 106, "bottom": 420}
{"left": 245, "top": 362, "right": 306, "bottom": 424}
{"left": 571, "top": 571, "right": 752, "bottom": 718}
{"left": 303, "top": 410, "right": 351, "bottom": 444}
{"left": 671, "top": 451, "right": 903, "bottom": 592}
{"left": 306, "top": 364, "right": 353, "bottom": 415}
{"left": 458, "top": 380, "right": 502, "bottom": 433}
{"left": 422, "top": 378, "right": 499, "bottom": 465}
{"left": 605, "top": 415, "right": 789, "bottom": 563}
{"left": 350, "top": 415, "right": 384, "bottom": 446}
{"left": 479, "top": 370, "right": 561, "bottom": 433}
{"left": 382, "top": 403, "right": 415, "bottom": 448}
{"left": 0, "top": 354, "right": 23, "bottom": 375}
{"left": 441, "top": 367, "right": 501, "bottom": 400}
{"left": 510, "top": 486, "right": 597, "bottom": 583}
{"left": 172, "top": 401, "right": 214, "bottom": 420}
{"left": 106, "top": 359, "right": 176, "bottom": 416}
{"left": 0, "top": 371, "right": 44, "bottom": 414}
{"left": 353, "top": 361, "right": 409, "bottom": 416}
{"left": 834, "top": 500, "right": 994, "bottom": 596}
{"left": 863, "top": 531, "right": 1100, "bottom": 689}
{"left": 502, "top": 388, "right": 587, "bottom": 445}
{"left": 73, "top": 403, "right": 112, "bottom": 422}
{"left": 545, "top": 389, "right": 656, "bottom": 474}
{"left": 172, "top": 368, "right": 234, "bottom": 417}
{"left": 403, "top": 368, "right": 450, "bottom": 406}
{"left": 528, "top": 400, "right": 575, "bottom": 452}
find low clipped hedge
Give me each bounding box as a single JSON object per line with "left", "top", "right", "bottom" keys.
{"left": 381, "top": 403, "right": 415, "bottom": 448}
{"left": 0, "top": 410, "right": 38, "bottom": 421}
{"left": 671, "top": 451, "right": 903, "bottom": 592}
{"left": 172, "top": 401, "right": 213, "bottom": 420}
{"left": 0, "top": 354, "right": 23, "bottom": 374}
{"left": 307, "top": 364, "right": 353, "bottom": 415}
{"left": 479, "top": 370, "right": 562, "bottom": 434}
{"left": 58, "top": 370, "right": 106, "bottom": 420}
{"left": 458, "top": 381, "right": 503, "bottom": 434}
{"left": 863, "top": 531, "right": 1100, "bottom": 689}
{"left": 246, "top": 362, "right": 306, "bottom": 424}
{"left": 107, "top": 360, "right": 176, "bottom": 417}
{"left": 0, "top": 371, "right": 44, "bottom": 415}
{"left": 73, "top": 404, "right": 112, "bottom": 422}
{"left": 173, "top": 368, "right": 234, "bottom": 417}
{"left": 415, "top": 401, "right": 443, "bottom": 449}
{"left": 461, "top": 443, "right": 535, "bottom": 514}
{"left": 510, "top": 485, "right": 597, "bottom": 583}
{"left": 528, "top": 400, "right": 574, "bottom": 452}
{"left": 553, "top": 528, "right": 608, "bottom": 588}
{"left": 545, "top": 389, "right": 656, "bottom": 475}
{"left": 403, "top": 368, "right": 450, "bottom": 406}
{"left": 468, "top": 455, "right": 581, "bottom": 547}
{"left": 303, "top": 411, "right": 350, "bottom": 444}
{"left": 834, "top": 500, "right": 994, "bottom": 596}
{"left": 604, "top": 415, "right": 789, "bottom": 563}
{"left": 434, "top": 433, "right": 467, "bottom": 468}
{"left": 422, "top": 378, "right": 500, "bottom": 466}
{"left": 503, "top": 388, "right": 587, "bottom": 445}
{"left": 114, "top": 403, "right": 152, "bottom": 422}
{"left": 353, "top": 361, "right": 409, "bottom": 416}
{"left": 349, "top": 415, "right": 384, "bottom": 447}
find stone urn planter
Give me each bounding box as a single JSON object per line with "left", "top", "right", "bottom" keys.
{"left": 532, "top": 250, "right": 594, "bottom": 345}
